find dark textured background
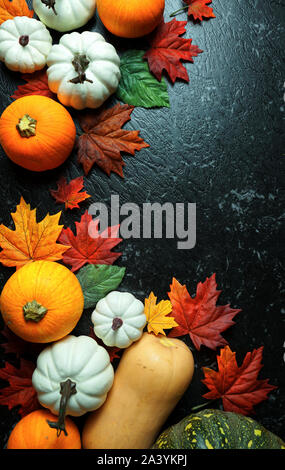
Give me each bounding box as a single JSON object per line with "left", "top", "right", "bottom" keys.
{"left": 0, "top": 0, "right": 284, "bottom": 448}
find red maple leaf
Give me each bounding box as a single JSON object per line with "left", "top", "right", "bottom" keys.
{"left": 167, "top": 274, "right": 241, "bottom": 350}
{"left": 77, "top": 103, "right": 149, "bottom": 177}
{"left": 202, "top": 346, "right": 277, "bottom": 415}
{"left": 50, "top": 176, "right": 91, "bottom": 210}
{"left": 143, "top": 19, "right": 203, "bottom": 83}
{"left": 0, "top": 359, "right": 40, "bottom": 417}
{"left": 185, "top": 0, "right": 216, "bottom": 22}
{"left": 58, "top": 210, "right": 122, "bottom": 272}
{"left": 0, "top": 326, "right": 44, "bottom": 359}
{"left": 11, "top": 69, "right": 55, "bottom": 100}
{"left": 89, "top": 327, "right": 121, "bottom": 362}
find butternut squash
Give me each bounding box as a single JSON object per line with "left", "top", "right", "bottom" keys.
{"left": 82, "top": 332, "right": 194, "bottom": 449}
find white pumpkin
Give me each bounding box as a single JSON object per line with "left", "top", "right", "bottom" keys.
{"left": 33, "top": 0, "right": 97, "bottom": 33}
{"left": 91, "top": 291, "right": 146, "bottom": 349}
{"left": 0, "top": 16, "right": 52, "bottom": 73}
{"left": 32, "top": 335, "right": 114, "bottom": 435}
{"left": 46, "top": 31, "right": 121, "bottom": 110}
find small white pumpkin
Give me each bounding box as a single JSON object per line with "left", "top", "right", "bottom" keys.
{"left": 91, "top": 291, "right": 146, "bottom": 349}
{"left": 0, "top": 16, "right": 52, "bottom": 73}
{"left": 46, "top": 31, "right": 121, "bottom": 110}
{"left": 32, "top": 335, "right": 114, "bottom": 435}
{"left": 33, "top": 0, "right": 97, "bottom": 33}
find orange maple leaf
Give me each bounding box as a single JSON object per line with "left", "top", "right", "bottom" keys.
{"left": 185, "top": 0, "right": 215, "bottom": 22}
{"left": 0, "top": 197, "right": 70, "bottom": 268}
{"left": 50, "top": 176, "right": 91, "bottom": 210}
{"left": 0, "top": 0, "right": 33, "bottom": 24}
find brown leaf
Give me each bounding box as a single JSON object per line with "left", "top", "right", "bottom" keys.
{"left": 77, "top": 103, "right": 149, "bottom": 177}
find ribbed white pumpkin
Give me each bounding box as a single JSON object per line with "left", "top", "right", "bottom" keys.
{"left": 46, "top": 31, "right": 121, "bottom": 110}
{"left": 32, "top": 335, "right": 114, "bottom": 418}
{"left": 91, "top": 291, "right": 146, "bottom": 349}
{"left": 0, "top": 17, "right": 52, "bottom": 73}
{"left": 33, "top": 0, "right": 97, "bottom": 32}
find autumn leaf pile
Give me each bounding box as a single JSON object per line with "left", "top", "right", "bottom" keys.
{"left": 0, "top": 0, "right": 278, "bottom": 425}
{"left": 143, "top": 276, "right": 276, "bottom": 416}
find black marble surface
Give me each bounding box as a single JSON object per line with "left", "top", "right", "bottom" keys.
{"left": 0, "top": 0, "right": 284, "bottom": 448}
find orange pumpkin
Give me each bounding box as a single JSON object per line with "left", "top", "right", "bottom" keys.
{"left": 0, "top": 260, "right": 84, "bottom": 343}
{"left": 96, "top": 0, "right": 165, "bottom": 38}
{"left": 7, "top": 409, "right": 81, "bottom": 449}
{"left": 0, "top": 95, "right": 76, "bottom": 172}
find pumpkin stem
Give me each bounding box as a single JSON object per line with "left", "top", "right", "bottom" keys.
{"left": 69, "top": 54, "right": 93, "bottom": 85}
{"left": 23, "top": 300, "right": 47, "bottom": 322}
{"left": 19, "top": 35, "right": 29, "bottom": 47}
{"left": 47, "top": 379, "right": 77, "bottom": 437}
{"left": 169, "top": 5, "right": 188, "bottom": 17}
{"left": 41, "top": 0, "right": 57, "bottom": 15}
{"left": 112, "top": 317, "right": 123, "bottom": 330}
{"left": 16, "top": 114, "right": 37, "bottom": 138}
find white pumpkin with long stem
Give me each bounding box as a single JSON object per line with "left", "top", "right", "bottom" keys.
{"left": 33, "top": 0, "right": 97, "bottom": 32}
{"left": 91, "top": 291, "right": 146, "bottom": 348}
{"left": 46, "top": 31, "right": 121, "bottom": 110}
{"left": 0, "top": 16, "right": 52, "bottom": 73}
{"left": 32, "top": 335, "right": 114, "bottom": 436}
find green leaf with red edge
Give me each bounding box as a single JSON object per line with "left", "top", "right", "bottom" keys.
{"left": 50, "top": 176, "right": 91, "bottom": 210}
{"left": 58, "top": 210, "right": 122, "bottom": 272}
{"left": 77, "top": 103, "right": 150, "bottom": 177}
{"left": 11, "top": 69, "right": 55, "bottom": 100}
{"left": 0, "top": 359, "right": 40, "bottom": 417}
{"left": 185, "top": 0, "right": 216, "bottom": 22}
{"left": 167, "top": 274, "right": 241, "bottom": 350}
{"left": 143, "top": 18, "right": 203, "bottom": 84}
{"left": 202, "top": 345, "right": 277, "bottom": 415}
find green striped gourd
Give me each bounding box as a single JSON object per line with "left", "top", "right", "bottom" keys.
{"left": 152, "top": 409, "right": 285, "bottom": 449}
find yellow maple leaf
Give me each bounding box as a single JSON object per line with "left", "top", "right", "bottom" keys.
{"left": 0, "top": 0, "right": 33, "bottom": 24}
{"left": 0, "top": 197, "right": 70, "bottom": 268}
{"left": 144, "top": 291, "right": 178, "bottom": 336}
